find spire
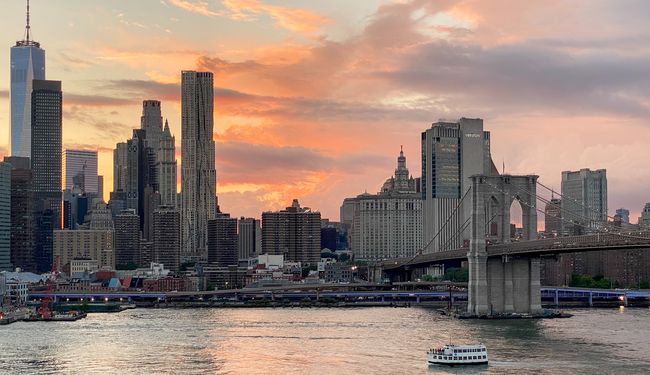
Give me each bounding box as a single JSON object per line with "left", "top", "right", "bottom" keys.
{"left": 16, "top": 0, "right": 39, "bottom": 47}
{"left": 163, "top": 118, "right": 171, "bottom": 136}
{"left": 25, "top": 0, "right": 30, "bottom": 42}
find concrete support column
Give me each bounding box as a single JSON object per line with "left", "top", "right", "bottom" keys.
{"left": 416, "top": 296, "right": 421, "bottom": 304}
{"left": 529, "top": 257, "right": 542, "bottom": 313}
{"left": 624, "top": 293, "right": 628, "bottom": 307}
{"left": 503, "top": 259, "right": 514, "bottom": 313}
{"left": 554, "top": 289, "right": 559, "bottom": 307}
{"left": 588, "top": 292, "right": 593, "bottom": 307}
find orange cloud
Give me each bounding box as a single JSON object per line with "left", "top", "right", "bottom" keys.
{"left": 169, "top": 0, "right": 329, "bottom": 34}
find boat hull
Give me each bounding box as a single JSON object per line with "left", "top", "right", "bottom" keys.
{"left": 427, "top": 360, "right": 488, "bottom": 366}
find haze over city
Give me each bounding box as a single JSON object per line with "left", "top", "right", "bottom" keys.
{"left": 1, "top": 0, "right": 649, "bottom": 221}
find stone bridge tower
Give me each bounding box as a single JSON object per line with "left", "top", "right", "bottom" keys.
{"left": 467, "top": 174, "right": 542, "bottom": 316}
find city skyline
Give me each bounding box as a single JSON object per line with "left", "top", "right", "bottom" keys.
{"left": 2, "top": 1, "right": 650, "bottom": 221}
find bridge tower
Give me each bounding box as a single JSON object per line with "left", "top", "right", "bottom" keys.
{"left": 467, "top": 174, "right": 542, "bottom": 316}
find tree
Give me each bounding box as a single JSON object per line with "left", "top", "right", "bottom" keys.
{"left": 338, "top": 253, "right": 351, "bottom": 262}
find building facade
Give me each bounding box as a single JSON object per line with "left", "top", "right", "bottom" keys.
{"left": 262, "top": 200, "right": 321, "bottom": 264}
{"left": 238, "top": 217, "right": 261, "bottom": 260}
{"left": 208, "top": 214, "right": 238, "bottom": 267}
{"left": 0, "top": 163, "right": 11, "bottom": 271}
{"left": 639, "top": 203, "right": 650, "bottom": 228}
{"left": 10, "top": 6, "right": 46, "bottom": 157}
{"left": 346, "top": 149, "right": 423, "bottom": 260}
{"left": 63, "top": 149, "right": 98, "bottom": 194}
{"left": 152, "top": 207, "right": 181, "bottom": 272}
{"left": 157, "top": 120, "right": 177, "bottom": 208}
{"left": 31, "top": 79, "right": 62, "bottom": 273}
{"left": 560, "top": 168, "right": 607, "bottom": 234}
{"left": 181, "top": 71, "right": 217, "bottom": 260}
{"left": 544, "top": 198, "right": 562, "bottom": 236}
{"left": 114, "top": 209, "right": 141, "bottom": 268}
{"left": 421, "top": 118, "right": 496, "bottom": 252}
{"left": 4, "top": 157, "right": 35, "bottom": 272}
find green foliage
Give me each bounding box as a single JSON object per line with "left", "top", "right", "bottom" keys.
{"left": 442, "top": 267, "right": 469, "bottom": 282}
{"left": 640, "top": 280, "right": 650, "bottom": 289}
{"left": 302, "top": 265, "right": 317, "bottom": 278}
{"left": 321, "top": 252, "right": 337, "bottom": 260}
{"left": 570, "top": 273, "right": 614, "bottom": 289}
{"left": 338, "top": 253, "right": 351, "bottom": 262}
{"left": 116, "top": 262, "right": 138, "bottom": 270}
{"left": 421, "top": 274, "right": 435, "bottom": 282}
{"left": 179, "top": 262, "right": 196, "bottom": 273}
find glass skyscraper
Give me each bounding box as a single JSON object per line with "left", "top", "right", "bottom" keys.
{"left": 10, "top": 16, "right": 45, "bottom": 157}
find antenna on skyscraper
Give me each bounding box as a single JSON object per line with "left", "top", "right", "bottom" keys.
{"left": 25, "top": 0, "right": 31, "bottom": 42}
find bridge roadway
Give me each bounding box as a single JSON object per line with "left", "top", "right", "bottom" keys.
{"left": 382, "top": 232, "right": 650, "bottom": 270}
{"left": 28, "top": 286, "right": 650, "bottom": 304}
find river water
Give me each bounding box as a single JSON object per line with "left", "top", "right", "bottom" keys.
{"left": 1, "top": 307, "right": 648, "bottom": 374}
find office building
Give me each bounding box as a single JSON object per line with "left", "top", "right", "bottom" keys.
{"left": 141, "top": 100, "right": 163, "bottom": 151}
{"left": 54, "top": 202, "right": 115, "bottom": 271}
{"left": 639, "top": 203, "right": 650, "bottom": 228}
{"left": 157, "top": 120, "right": 177, "bottom": 207}
{"left": 544, "top": 198, "right": 562, "bottom": 236}
{"left": 153, "top": 207, "right": 181, "bottom": 272}
{"left": 615, "top": 208, "right": 630, "bottom": 224}
{"left": 262, "top": 200, "right": 321, "bottom": 264}
{"left": 3, "top": 157, "right": 35, "bottom": 272}
{"left": 10, "top": 1, "right": 46, "bottom": 157}
{"left": 31, "top": 79, "right": 62, "bottom": 272}
{"left": 63, "top": 149, "right": 98, "bottom": 194}
{"left": 421, "top": 118, "right": 497, "bottom": 252}
{"left": 181, "top": 71, "right": 217, "bottom": 260}
{"left": 208, "top": 214, "right": 238, "bottom": 267}
{"left": 114, "top": 209, "right": 140, "bottom": 268}
{"left": 0, "top": 163, "right": 11, "bottom": 271}
{"left": 238, "top": 217, "right": 261, "bottom": 260}
{"left": 560, "top": 169, "right": 607, "bottom": 234}
{"left": 31, "top": 79, "right": 62, "bottom": 213}
{"left": 346, "top": 148, "right": 423, "bottom": 260}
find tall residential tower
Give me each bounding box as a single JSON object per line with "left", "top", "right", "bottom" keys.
{"left": 181, "top": 71, "right": 217, "bottom": 260}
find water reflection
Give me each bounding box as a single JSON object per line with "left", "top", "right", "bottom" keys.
{"left": 0, "top": 307, "right": 648, "bottom": 374}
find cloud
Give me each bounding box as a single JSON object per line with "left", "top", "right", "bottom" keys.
{"left": 65, "top": 93, "right": 135, "bottom": 107}
{"left": 168, "top": 0, "right": 329, "bottom": 33}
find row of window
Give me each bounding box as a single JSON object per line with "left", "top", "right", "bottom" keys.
{"left": 433, "top": 355, "right": 486, "bottom": 361}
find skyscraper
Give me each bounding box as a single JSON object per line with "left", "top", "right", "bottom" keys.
{"left": 141, "top": 100, "right": 163, "bottom": 151}
{"left": 3, "top": 156, "right": 35, "bottom": 272}
{"left": 561, "top": 168, "right": 607, "bottom": 234}
{"left": 31, "top": 79, "right": 62, "bottom": 209}
{"left": 153, "top": 207, "right": 181, "bottom": 272}
{"left": 0, "top": 162, "right": 11, "bottom": 271}
{"left": 544, "top": 198, "right": 562, "bottom": 236}
{"left": 639, "top": 203, "right": 650, "bottom": 228}
{"left": 262, "top": 200, "right": 321, "bottom": 264}
{"left": 157, "top": 120, "right": 177, "bottom": 207}
{"left": 63, "top": 149, "right": 98, "bottom": 194}
{"left": 421, "top": 118, "right": 497, "bottom": 252}
{"left": 114, "top": 209, "right": 140, "bottom": 268}
{"left": 207, "top": 214, "right": 238, "bottom": 267}
{"left": 10, "top": 0, "right": 45, "bottom": 157}
{"left": 238, "top": 217, "right": 261, "bottom": 260}
{"left": 181, "top": 71, "right": 217, "bottom": 260}
{"left": 31, "top": 79, "right": 62, "bottom": 272}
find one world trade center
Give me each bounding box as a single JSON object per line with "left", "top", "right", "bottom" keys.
{"left": 10, "top": 0, "right": 45, "bottom": 157}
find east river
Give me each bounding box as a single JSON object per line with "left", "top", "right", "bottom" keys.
{"left": 1, "top": 307, "right": 649, "bottom": 374}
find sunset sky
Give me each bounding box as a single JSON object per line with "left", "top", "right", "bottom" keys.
{"left": 1, "top": 0, "right": 650, "bottom": 222}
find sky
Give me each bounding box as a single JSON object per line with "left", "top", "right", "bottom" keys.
{"left": 1, "top": 0, "right": 650, "bottom": 223}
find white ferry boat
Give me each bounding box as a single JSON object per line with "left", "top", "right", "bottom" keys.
{"left": 427, "top": 343, "right": 488, "bottom": 366}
